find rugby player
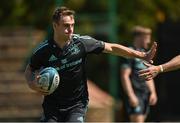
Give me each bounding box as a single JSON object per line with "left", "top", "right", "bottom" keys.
{"left": 120, "top": 26, "right": 157, "bottom": 122}
{"left": 25, "top": 6, "right": 157, "bottom": 122}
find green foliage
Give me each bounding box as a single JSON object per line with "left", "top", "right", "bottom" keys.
{"left": 0, "top": 0, "right": 180, "bottom": 92}
{"left": 0, "top": 0, "right": 54, "bottom": 28}
{"left": 1, "top": 0, "right": 180, "bottom": 38}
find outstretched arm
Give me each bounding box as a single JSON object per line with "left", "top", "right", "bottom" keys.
{"left": 103, "top": 42, "right": 157, "bottom": 62}
{"left": 161, "top": 55, "right": 180, "bottom": 72}
{"left": 139, "top": 55, "right": 180, "bottom": 81}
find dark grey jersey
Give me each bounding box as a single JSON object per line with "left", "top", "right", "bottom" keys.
{"left": 29, "top": 34, "right": 105, "bottom": 108}
{"left": 121, "top": 47, "right": 150, "bottom": 95}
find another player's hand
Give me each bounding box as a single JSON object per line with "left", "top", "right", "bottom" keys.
{"left": 129, "top": 95, "right": 139, "bottom": 108}
{"left": 149, "top": 92, "right": 158, "bottom": 106}
{"left": 139, "top": 63, "right": 161, "bottom": 81}
{"left": 143, "top": 42, "right": 157, "bottom": 63}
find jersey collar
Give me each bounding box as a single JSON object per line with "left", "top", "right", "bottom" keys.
{"left": 49, "top": 37, "right": 75, "bottom": 50}
{"left": 49, "top": 38, "right": 62, "bottom": 50}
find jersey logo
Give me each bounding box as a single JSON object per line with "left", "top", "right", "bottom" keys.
{"left": 48, "top": 55, "right": 58, "bottom": 61}
{"left": 56, "top": 58, "right": 82, "bottom": 71}
{"left": 61, "top": 58, "right": 67, "bottom": 64}
{"left": 68, "top": 44, "right": 80, "bottom": 55}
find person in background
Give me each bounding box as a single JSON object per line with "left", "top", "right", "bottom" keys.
{"left": 120, "top": 26, "right": 158, "bottom": 122}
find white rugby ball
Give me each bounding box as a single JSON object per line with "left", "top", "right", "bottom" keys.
{"left": 38, "top": 67, "right": 60, "bottom": 95}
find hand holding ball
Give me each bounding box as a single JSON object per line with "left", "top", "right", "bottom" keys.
{"left": 37, "top": 67, "right": 60, "bottom": 95}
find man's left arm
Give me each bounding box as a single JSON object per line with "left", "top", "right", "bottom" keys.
{"left": 103, "top": 42, "right": 157, "bottom": 62}
{"left": 80, "top": 36, "right": 156, "bottom": 62}
{"left": 146, "top": 79, "right": 158, "bottom": 105}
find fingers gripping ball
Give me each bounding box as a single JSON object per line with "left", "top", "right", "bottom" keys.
{"left": 38, "top": 67, "right": 60, "bottom": 95}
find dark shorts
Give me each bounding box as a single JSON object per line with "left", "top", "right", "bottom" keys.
{"left": 40, "top": 100, "right": 88, "bottom": 122}
{"left": 124, "top": 93, "right": 150, "bottom": 115}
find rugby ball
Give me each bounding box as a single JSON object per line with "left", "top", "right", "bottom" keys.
{"left": 38, "top": 67, "right": 60, "bottom": 95}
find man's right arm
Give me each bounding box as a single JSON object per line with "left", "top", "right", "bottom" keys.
{"left": 24, "top": 64, "right": 48, "bottom": 95}
{"left": 120, "top": 67, "right": 139, "bottom": 107}
{"left": 25, "top": 64, "right": 37, "bottom": 90}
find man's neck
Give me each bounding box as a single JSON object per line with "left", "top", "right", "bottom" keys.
{"left": 53, "top": 34, "right": 70, "bottom": 48}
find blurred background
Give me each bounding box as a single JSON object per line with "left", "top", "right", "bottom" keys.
{"left": 0, "top": 0, "right": 180, "bottom": 122}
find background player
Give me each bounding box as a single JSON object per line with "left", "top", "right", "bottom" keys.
{"left": 120, "top": 26, "right": 157, "bottom": 122}
{"left": 139, "top": 55, "right": 180, "bottom": 81}
{"left": 24, "top": 7, "right": 157, "bottom": 122}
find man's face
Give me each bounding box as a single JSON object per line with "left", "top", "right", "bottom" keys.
{"left": 137, "top": 34, "right": 151, "bottom": 49}
{"left": 54, "top": 15, "right": 75, "bottom": 40}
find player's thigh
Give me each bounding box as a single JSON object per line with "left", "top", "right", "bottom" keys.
{"left": 135, "top": 95, "right": 150, "bottom": 115}
{"left": 41, "top": 106, "right": 63, "bottom": 122}
{"left": 66, "top": 103, "right": 88, "bottom": 122}
{"left": 125, "top": 97, "right": 148, "bottom": 113}
{"left": 40, "top": 112, "right": 58, "bottom": 122}
{"left": 67, "top": 113, "right": 85, "bottom": 122}
{"left": 129, "top": 95, "right": 150, "bottom": 122}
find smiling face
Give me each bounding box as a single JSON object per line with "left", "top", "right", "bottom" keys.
{"left": 52, "top": 7, "right": 75, "bottom": 41}
{"left": 53, "top": 15, "right": 75, "bottom": 41}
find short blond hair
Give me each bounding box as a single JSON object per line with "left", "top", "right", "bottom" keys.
{"left": 132, "top": 26, "right": 152, "bottom": 36}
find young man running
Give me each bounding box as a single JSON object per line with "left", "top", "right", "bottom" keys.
{"left": 25, "top": 7, "right": 157, "bottom": 122}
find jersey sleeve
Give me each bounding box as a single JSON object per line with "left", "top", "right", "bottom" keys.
{"left": 29, "top": 40, "right": 50, "bottom": 71}
{"left": 29, "top": 50, "right": 43, "bottom": 72}
{"left": 120, "top": 57, "right": 132, "bottom": 70}
{"left": 79, "top": 36, "right": 105, "bottom": 54}
{"left": 120, "top": 47, "right": 134, "bottom": 70}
